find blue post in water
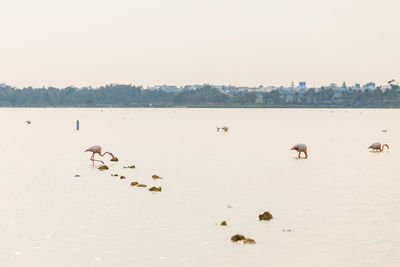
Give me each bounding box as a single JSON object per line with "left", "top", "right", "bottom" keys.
{"left": 76, "top": 120, "right": 80, "bottom": 130}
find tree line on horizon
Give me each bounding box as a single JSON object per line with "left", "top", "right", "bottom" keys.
{"left": 0, "top": 82, "right": 399, "bottom": 107}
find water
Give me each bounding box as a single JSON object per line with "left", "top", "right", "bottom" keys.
{"left": 0, "top": 108, "right": 399, "bottom": 267}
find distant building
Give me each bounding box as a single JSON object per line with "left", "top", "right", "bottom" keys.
{"left": 183, "top": 85, "right": 203, "bottom": 91}
{"left": 355, "top": 83, "right": 361, "bottom": 89}
{"left": 156, "top": 85, "right": 181, "bottom": 93}
{"left": 0, "top": 83, "right": 6, "bottom": 88}
{"left": 299, "top": 82, "right": 306, "bottom": 88}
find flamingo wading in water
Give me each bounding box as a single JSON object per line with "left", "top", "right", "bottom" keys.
{"left": 291, "top": 144, "right": 308, "bottom": 158}
{"left": 368, "top": 142, "right": 389, "bottom": 152}
{"left": 85, "top": 145, "right": 114, "bottom": 165}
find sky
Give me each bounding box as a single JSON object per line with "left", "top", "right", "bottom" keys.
{"left": 0, "top": 0, "right": 399, "bottom": 88}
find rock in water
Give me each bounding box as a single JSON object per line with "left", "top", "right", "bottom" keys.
{"left": 148, "top": 186, "right": 162, "bottom": 192}
{"left": 152, "top": 175, "right": 162, "bottom": 179}
{"left": 130, "top": 182, "right": 139, "bottom": 186}
{"left": 124, "top": 165, "right": 136, "bottom": 169}
{"left": 220, "top": 221, "right": 227, "bottom": 226}
{"left": 231, "top": 234, "right": 255, "bottom": 244}
{"left": 98, "top": 165, "right": 109, "bottom": 170}
{"left": 242, "top": 238, "right": 256, "bottom": 244}
{"left": 137, "top": 184, "right": 147, "bottom": 188}
{"left": 120, "top": 176, "right": 126, "bottom": 179}
{"left": 259, "top": 211, "right": 273, "bottom": 221}
{"left": 231, "top": 234, "right": 246, "bottom": 242}
{"left": 110, "top": 157, "right": 119, "bottom": 162}
{"left": 74, "top": 174, "right": 80, "bottom": 177}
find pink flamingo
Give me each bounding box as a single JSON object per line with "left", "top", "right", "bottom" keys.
{"left": 290, "top": 144, "right": 308, "bottom": 158}
{"left": 368, "top": 142, "right": 389, "bottom": 152}
{"left": 85, "top": 145, "right": 114, "bottom": 165}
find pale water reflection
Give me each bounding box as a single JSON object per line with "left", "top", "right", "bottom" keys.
{"left": 0, "top": 108, "right": 399, "bottom": 267}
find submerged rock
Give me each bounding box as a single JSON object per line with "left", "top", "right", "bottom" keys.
{"left": 152, "top": 175, "right": 162, "bottom": 179}
{"left": 74, "top": 174, "right": 80, "bottom": 177}
{"left": 120, "top": 176, "right": 126, "bottom": 179}
{"left": 130, "top": 181, "right": 139, "bottom": 186}
{"left": 137, "top": 184, "right": 147, "bottom": 187}
{"left": 148, "top": 186, "right": 162, "bottom": 192}
{"left": 110, "top": 157, "right": 119, "bottom": 162}
{"left": 111, "top": 174, "right": 118, "bottom": 176}
{"left": 259, "top": 211, "right": 273, "bottom": 221}
{"left": 241, "top": 238, "right": 256, "bottom": 244}
{"left": 231, "top": 234, "right": 255, "bottom": 244}
{"left": 124, "top": 165, "right": 136, "bottom": 169}
{"left": 220, "top": 221, "right": 227, "bottom": 226}
{"left": 98, "top": 165, "right": 109, "bottom": 170}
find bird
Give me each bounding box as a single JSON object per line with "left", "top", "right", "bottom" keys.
{"left": 368, "top": 142, "right": 389, "bottom": 152}
{"left": 26, "top": 120, "right": 31, "bottom": 124}
{"left": 84, "top": 145, "right": 115, "bottom": 165}
{"left": 290, "top": 144, "right": 308, "bottom": 158}
{"left": 222, "top": 126, "right": 228, "bottom": 132}
{"left": 217, "top": 126, "right": 221, "bottom": 132}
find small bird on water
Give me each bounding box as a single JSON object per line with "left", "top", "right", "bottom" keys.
{"left": 290, "top": 144, "right": 308, "bottom": 158}
{"left": 368, "top": 142, "right": 389, "bottom": 152}
{"left": 85, "top": 145, "right": 115, "bottom": 165}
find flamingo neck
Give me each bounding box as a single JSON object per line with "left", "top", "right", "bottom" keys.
{"left": 100, "top": 151, "right": 114, "bottom": 158}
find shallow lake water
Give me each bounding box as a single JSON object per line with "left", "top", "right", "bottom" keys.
{"left": 0, "top": 108, "right": 399, "bottom": 267}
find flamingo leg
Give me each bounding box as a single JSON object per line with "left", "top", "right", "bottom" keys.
{"left": 298, "top": 152, "right": 301, "bottom": 158}
{"left": 90, "top": 153, "right": 104, "bottom": 165}
{"left": 305, "top": 151, "right": 308, "bottom": 158}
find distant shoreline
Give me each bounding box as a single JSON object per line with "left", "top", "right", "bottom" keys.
{"left": 1, "top": 105, "right": 399, "bottom": 109}
{"left": 0, "top": 84, "right": 399, "bottom": 108}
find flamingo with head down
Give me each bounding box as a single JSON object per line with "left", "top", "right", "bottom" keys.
{"left": 368, "top": 142, "right": 389, "bottom": 152}
{"left": 291, "top": 144, "right": 308, "bottom": 158}
{"left": 85, "top": 145, "right": 114, "bottom": 165}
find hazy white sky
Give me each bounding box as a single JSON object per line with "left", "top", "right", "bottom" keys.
{"left": 0, "top": 0, "right": 399, "bottom": 88}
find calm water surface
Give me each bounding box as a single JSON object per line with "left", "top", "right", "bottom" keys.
{"left": 0, "top": 108, "right": 399, "bottom": 267}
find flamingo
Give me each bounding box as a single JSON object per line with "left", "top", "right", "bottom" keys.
{"left": 290, "top": 144, "right": 308, "bottom": 158}
{"left": 368, "top": 142, "right": 389, "bottom": 152}
{"left": 85, "top": 145, "right": 114, "bottom": 165}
